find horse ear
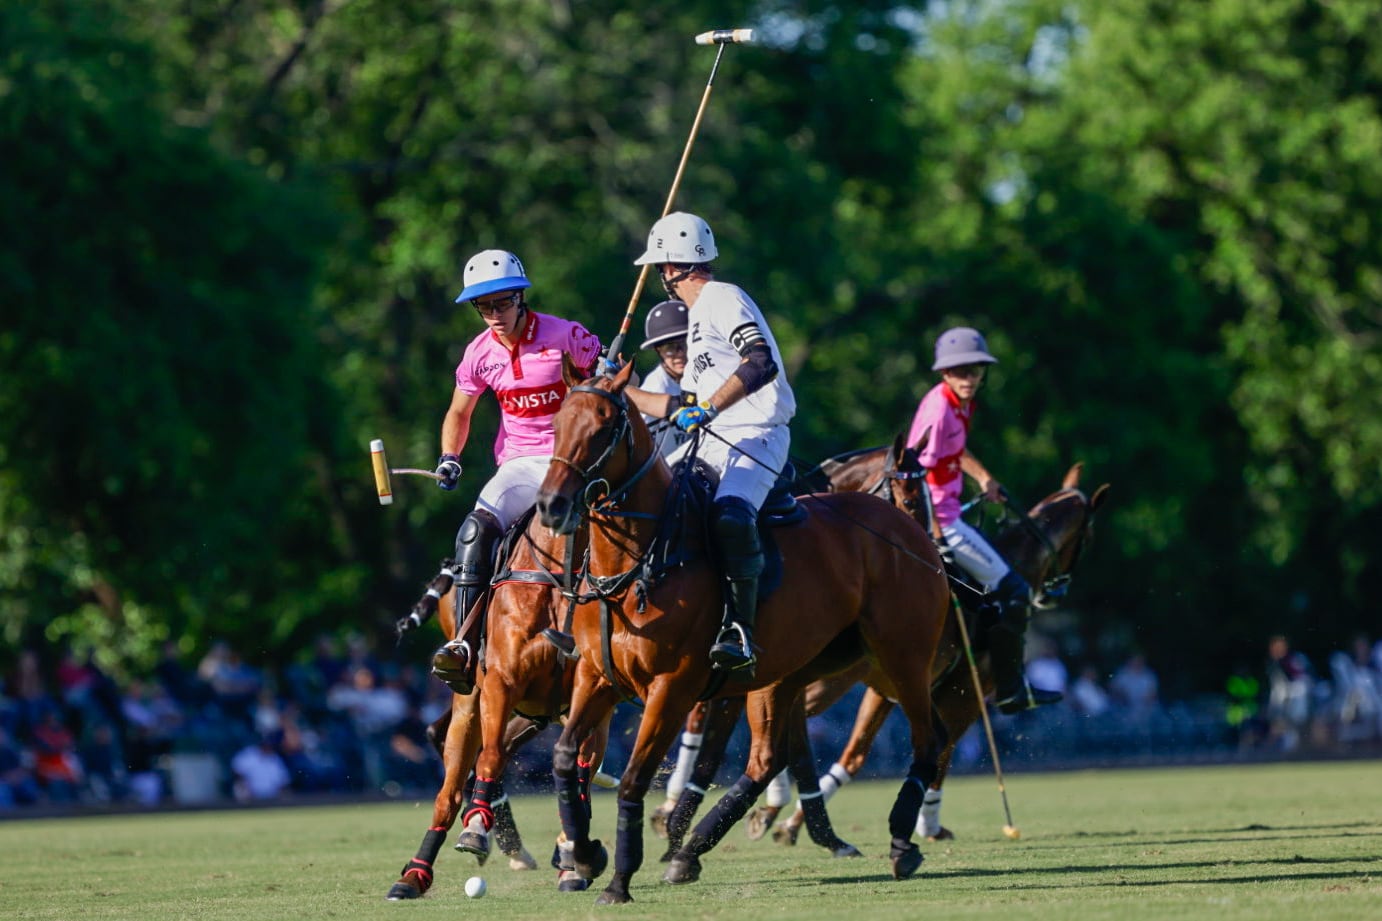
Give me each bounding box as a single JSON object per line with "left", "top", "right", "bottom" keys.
{"left": 612, "top": 359, "right": 635, "bottom": 389}
{"left": 890, "top": 431, "right": 908, "bottom": 467}
{"left": 1090, "top": 483, "right": 1110, "bottom": 513}
{"left": 562, "top": 354, "right": 581, "bottom": 388}
{"left": 1062, "top": 462, "right": 1084, "bottom": 490}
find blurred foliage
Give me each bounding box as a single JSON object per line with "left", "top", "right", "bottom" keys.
{"left": 2, "top": 0, "right": 1378, "bottom": 692}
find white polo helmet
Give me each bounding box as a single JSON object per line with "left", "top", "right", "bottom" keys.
{"left": 455, "top": 249, "right": 532, "bottom": 303}
{"left": 633, "top": 212, "right": 718, "bottom": 265}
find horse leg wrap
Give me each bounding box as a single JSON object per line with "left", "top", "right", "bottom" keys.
{"left": 665, "top": 785, "right": 705, "bottom": 848}
{"left": 462, "top": 777, "right": 498, "bottom": 830}
{"left": 667, "top": 731, "right": 702, "bottom": 800}
{"left": 799, "top": 789, "right": 844, "bottom": 850}
{"left": 397, "top": 826, "right": 446, "bottom": 894}
{"left": 687, "top": 775, "right": 763, "bottom": 855}
{"left": 917, "top": 788, "right": 943, "bottom": 839}
{"left": 577, "top": 760, "right": 594, "bottom": 811}
{"left": 555, "top": 762, "right": 590, "bottom": 844}
{"left": 614, "top": 798, "right": 645, "bottom": 876}
{"left": 888, "top": 774, "right": 927, "bottom": 841}
{"left": 492, "top": 794, "right": 524, "bottom": 855}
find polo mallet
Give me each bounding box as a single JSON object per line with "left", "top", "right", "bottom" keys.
{"left": 922, "top": 482, "right": 1021, "bottom": 840}
{"left": 603, "top": 28, "right": 754, "bottom": 363}
{"left": 370, "top": 438, "right": 447, "bottom": 506}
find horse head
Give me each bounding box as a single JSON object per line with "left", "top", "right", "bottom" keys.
{"left": 998, "top": 462, "right": 1110, "bottom": 607}
{"left": 882, "top": 431, "right": 927, "bottom": 519}
{"left": 537, "top": 357, "right": 649, "bottom": 535}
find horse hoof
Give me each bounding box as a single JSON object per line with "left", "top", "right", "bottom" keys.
{"left": 772, "top": 824, "right": 800, "bottom": 847}
{"left": 650, "top": 805, "right": 670, "bottom": 839}
{"left": 385, "top": 881, "right": 422, "bottom": 901}
{"left": 831, "top": 842, "right": 863, "bottom": 858}
{"left": 662, "top": 852, "right": 701, "bottom": 885}
{"left": 595, "top": 887, "right": 633, "bottom": 905}
{"left": 658, "top": 845, "right": 679, "bottom": 863}
{"left": 506, "top": 846, "right": 538, "bottom": 871}
{"left": 890, "top": 843, "right": 925, "bottom": 880}
{"left": 556, "top": 870, "right": 590, "bottom": 892}
{"left": 926, "top": 827, "right": 955, "bottom": 842}
{"left": 456, "top": 830, "right": 491, "bottom": 866}
{"left": 573, "top": 839, "right": 608, "bottom": 880}
{"left": 745, "top": 806, "right": 776, "bottom": 841}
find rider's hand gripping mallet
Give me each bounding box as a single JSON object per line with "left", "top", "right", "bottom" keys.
{"left": 603, "top": 28, "right": 754, "bottom": 365}
{"left": 370, "top": 438, "right": 446, "bottom": 506}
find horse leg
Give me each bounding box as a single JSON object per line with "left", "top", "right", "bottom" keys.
{"left": 583, "top": 682, "right": 697, "bottom": 905}
{"left": 552, "top": 662, "right": 621, "bottom": 889}
{"left": 664, "top": 684, "right": 798, "bottom": 884}
{"left": 456, "top": 666, "right": 540, "bottom": 866}
{"left": 386, "top": 688, "right": 481, "bottom": 900}
{"left": 550, "top": 709, "right": 616, "bottom": 892}
{"left": 652, "top": 701, "right": 710, "bottom": 838}
{"left": 869, "top": 664, "right": 946, "bottom": 880}
{"left": 488, "top": 715, "right": 543, "bottom": 869}
{"left": 776, "top": 685, "right": 894, "bottom": 846}
{"left": 919, "top": 672, "right": 983, "bottom": 841}
{"left": 785, "top": 695, "right": 861, "bottom": 857}
{"left": 660, "top": 695, "right": 743, "bottom": 861}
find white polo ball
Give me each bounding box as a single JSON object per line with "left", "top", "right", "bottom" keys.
{"left": 464, "top": 876, "right": 487, "bottom": 899}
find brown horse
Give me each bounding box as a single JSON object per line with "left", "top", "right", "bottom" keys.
{"left": 533, "top": 361, "right": 951, "bottom": 904}
{"left": 757, "top": 462, "right": 1110, "bottom": 844}
{"left": 386, "top": 512, "right": 610, "bottom": 900}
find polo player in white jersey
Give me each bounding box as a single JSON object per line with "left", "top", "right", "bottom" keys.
{"left": 620, "top": 212, "right": 796, "bottom": 674}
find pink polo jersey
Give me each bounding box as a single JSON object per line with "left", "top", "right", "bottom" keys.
{"left": 455, "top": 310, "right": 602, "bottom": 466}
{"left": 906, "top": 381, "right": 974, "bottom": 527}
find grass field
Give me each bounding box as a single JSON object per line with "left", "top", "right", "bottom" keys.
{"left": 2, "top": 760, "right": 1378, "bottom": 921}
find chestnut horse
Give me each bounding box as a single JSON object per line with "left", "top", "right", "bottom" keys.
{"left": 386, "top": 512, "right": 610, "bottom": 900}
{"left": 757, "top": 462, "right": 1110, "bottom": 844}
{"left": 533, "top": 361, "right": 951, "bottom": 904}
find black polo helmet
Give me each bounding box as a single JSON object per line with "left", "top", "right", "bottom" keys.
{"left": 641, "top": 299, "right": 689, "bottom": 350}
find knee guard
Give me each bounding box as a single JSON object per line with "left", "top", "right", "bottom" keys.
{"left": 454, "top": 510, "right": 503, "bottom": 589}
{"left": 712, "top": 497, "right": 763, "bottom": 581}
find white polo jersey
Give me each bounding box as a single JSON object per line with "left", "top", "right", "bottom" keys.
{"left": 684, "top": 281, "right": 795, "bottom": 427}
{"left": 639, "top": 363, "right": 690, "bottom": 459}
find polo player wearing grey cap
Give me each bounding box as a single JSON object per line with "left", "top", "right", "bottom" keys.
{"left": 906, "top": 327, "right": 1062, "bottom": 714}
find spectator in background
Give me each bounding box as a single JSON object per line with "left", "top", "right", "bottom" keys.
{"left": 1327, "top": 634, "right": 1382, "bottom": 744}
{"left": 0, "top": 725, "right": 41, "bottom": 808}
{"left": 1025, "top": 635, "right": 1069, "bottom": 705}
{"left": 1069, "top": 665, "right": 1112, "bottom": 718}
{"left": 10, "top": 650, "right": 57, "bottom": 737}
{"left": 327, "top": 665, "right": 409, "bottom": 790}
{"left": 230, "top": 733, "right": 292, "bottom": 801}
{"left": 1109, "top": 652, "right": 1161, "bottom": 718}
{"left": 153, "top": 640, "right": 200, "bottom": 707}
{"left": 1264, "top": 634, "right": 1314, "bottom": 752}
{"left": 31, "top": 709, "right": 84, "bottom": 802}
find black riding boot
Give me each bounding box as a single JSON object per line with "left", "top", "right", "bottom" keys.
{"left": 708, "top": 497, "right": 762, "bottom": 674}
{"left": 432, "top": 510, "right": 502, "bottom": 694}
{"left": 983, "top": 571, "right": 1062, "bottom": 714}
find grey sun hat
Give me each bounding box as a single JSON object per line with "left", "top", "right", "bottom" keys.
{"left": 932, "top": 326, "right": 999, "bottom": 371}
{"left": 641, "top": 300, "right": 689, "bottom": 349}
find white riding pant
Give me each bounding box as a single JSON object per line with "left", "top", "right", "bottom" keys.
{"left": 939, "top": 518, "right": 1010, "bottom": 592}
{"left": 666, "top": 422, "right": 789, "bottom": 509}
{"left": 473, "top": 454, "right": 552, "bottom": 530}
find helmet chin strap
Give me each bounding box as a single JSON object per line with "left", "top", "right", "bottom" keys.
{"left": 659, "top": 265, "right": 698, "bottom": 297}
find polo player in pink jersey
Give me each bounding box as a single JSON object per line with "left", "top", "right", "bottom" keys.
{"left": 429, "top": 249, "right": 602, "bottom": 694}
{"left": 907, "top": 327, "right": 1061, "bottom": 714}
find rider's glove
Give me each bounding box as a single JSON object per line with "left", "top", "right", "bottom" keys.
{"left": 435, "top": 454, "right": 462, "bottom": 491}
{"left": 670, "top": 402, "right": 719, "bottom": 433}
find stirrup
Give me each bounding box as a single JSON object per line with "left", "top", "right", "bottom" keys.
{"left": 541, "top": 629, "right": 580, "bottom": 660}
{"left": 431, "top": 639, "right": 476, "bottom": 694}
{"left": 995, "top": 681, "right": 1063, "bottom": 715}
{"left": 708, "top": 623, "right": 756, "bottom": 672}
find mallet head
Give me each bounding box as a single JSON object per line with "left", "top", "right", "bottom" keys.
{"left": 370, "top": 439, "right": 393, "bottom": 505}
{"left": 694, "top": 29, "right": 754, "bottom": 45}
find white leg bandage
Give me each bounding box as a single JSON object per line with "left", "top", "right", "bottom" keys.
{"left": 916, "top": 787, "right": 943, "bottom": 838}
{"left": 800, "top": 762, "right": 852, "bottom": 813}
{"left": 765, "top": 770, "right": 791, "bottom": 808}
{"left": 666, "top": 731, "right": 702, "bottom": 800}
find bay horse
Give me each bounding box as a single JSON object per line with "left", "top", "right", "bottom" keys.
{"left": 533, "top": 360, "right": 951, "bottom": 904}
{"left": 755, "top": 461, "right": 1110, "bottom": 844}
{"left": 386, "top": 511, "right": 610, "bottom": 900}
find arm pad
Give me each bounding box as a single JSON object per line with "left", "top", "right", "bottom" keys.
{"left": 732, "top": 343, "right": 778, "bottom": 395}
